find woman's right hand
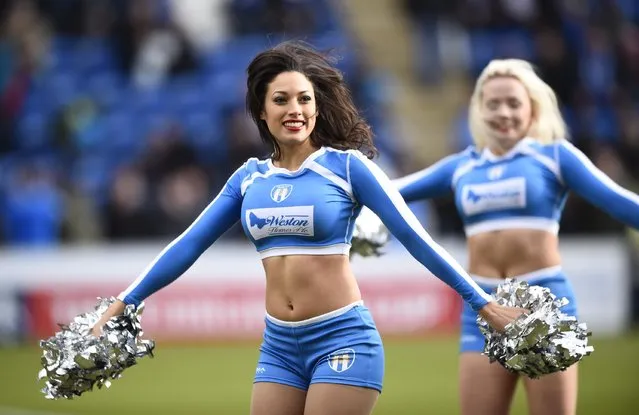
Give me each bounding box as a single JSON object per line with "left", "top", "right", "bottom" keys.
{"left": 89, "top": 324, "right": 104, "bottom": 338}
{"left": 478, "top": 301, "right": 528, "bottom": 333}
{"left": 89, "top": 299, "right": 127, "bottom": 337}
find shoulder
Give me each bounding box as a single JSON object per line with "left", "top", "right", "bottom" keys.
{"left": 319, "top": 147, "right": 359, "bottom": 164}
{"left": 231, "top": 157, "right": 269, "bottom": 179}
{"left": 315, "top": 147, "right": 365, "bottom": 179}
{"left": 446, "top": 146, "right": 481, "bottom": 184}
{"left": 448, "top": 146, "right": 479, "bottom": 166}
{"left": 522, "top": 137, "right": 584, "bottom": 156}
{"left": 518, "top": 138, "right": 572, "bottom": 182}
{"left": 226, "top": 157, "right": 270, "bottom": 194}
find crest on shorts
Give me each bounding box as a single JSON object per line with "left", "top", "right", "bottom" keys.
{"left": 270, "top": 184, "right": 293, "bottom": 203}
{"left": 327, "top": 348, "right": 356, "bottom": 373}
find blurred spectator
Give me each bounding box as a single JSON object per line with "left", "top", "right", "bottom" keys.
{"left": 154, "top": 165, "right": 211, "bottom": 236}
{"left": 34, "top": 0, "right": 87, "bottom": 37}
{"left": 1, "top": 0, "right": 49, "bottom": 153}
{"left": 534, "top": 26, "right": 580, "bottom": 108}
{"left": 227, "top": 0, "right": 319, "bottom": 37}
{"left": 402, "top": 0, "right": 456, "bottom": 83}
{"left": 580, "top": 24, "right": 617, "bottom": 100}
{"left": 616, "top": 101, "right": 639, "bottom": 182}
{"left": 53, "top": 97, "right": 103, "bottom": 155}
{"left": 103, "top": 164, "right": 155, "bottom": 240}
{"left": 83, "top": 0, "right": 115, "bottom": 39}
{"left": 0, "top": 0, "right": 442, "bottom": 245}
{"left": 61, "top": 180, "right": 103, "bottom": 242}
{"left": 140, "top": 123, "right": 200, "bottom": 185}
{"left": 225, "top": 105, "right": 266, "bottom": 173}
{"left": 616, "top": 22, "right": 639, "bottom": 98}
{"left": 1, "top": 162, "right": 63, "bottom": 246}
{"left": 168, "top": 0, "right": 229, "bottom": 51}
{"left": 112, "top": 0, "right": 198, "bottom": 88}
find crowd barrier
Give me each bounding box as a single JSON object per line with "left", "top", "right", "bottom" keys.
{"left": 0, "top": 238, "right": 631, "bottom": 342}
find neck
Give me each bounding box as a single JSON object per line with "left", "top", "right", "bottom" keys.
{"left": 487, "top": 137, "right": 527, "bottom": 156}
{"left": 488, "top": 144, "right": 509, "bottom": 156}
{"left": 275, "top": 142, "right": 320, "bottom": 171}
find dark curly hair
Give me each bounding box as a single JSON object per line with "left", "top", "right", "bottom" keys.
{"left": 246, "top": 41, "right": 377, "bottom": 160}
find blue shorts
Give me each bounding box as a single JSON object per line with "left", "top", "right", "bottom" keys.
{"left": 254, "top": 301, "right": 384, "bottom": 392}
{"left": 460, "top": 266, "right": 579, "bottom": 353}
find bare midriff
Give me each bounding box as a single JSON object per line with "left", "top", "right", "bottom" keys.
{"left": 262, "top": 254, "right": 362, "bottom": 321}
{"left": 466, "top": 229, "right": 561, "bottom": 279}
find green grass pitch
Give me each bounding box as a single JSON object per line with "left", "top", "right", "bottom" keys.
{"left": 1, "top": 333, "right": 637, "bottom": 414}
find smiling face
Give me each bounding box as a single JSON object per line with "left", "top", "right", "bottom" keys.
{"left": 260, "top": 71, "right": 318, "bottom": 149}
{"left": 480, "top": 76, "right": 534, "bottom": 152}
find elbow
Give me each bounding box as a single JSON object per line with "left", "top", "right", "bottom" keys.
{"left": 393, "top": 227, "right": 425, "bottom": 250}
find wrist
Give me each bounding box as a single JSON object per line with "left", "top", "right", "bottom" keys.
{"left": 478, "top": 300, "right": 497, "bottom": 317}
{"left": 98, "top": 300, "right": 127, "bottom": 323}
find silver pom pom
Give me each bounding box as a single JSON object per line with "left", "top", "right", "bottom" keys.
{"left": 38, "top": 297, "right": 155, "bottom": 399}
{"left": 351, "top": 207, "right": 390, "bottom": 258}
{"left": 478, "top": 279, "right": 594, "bottom": 379}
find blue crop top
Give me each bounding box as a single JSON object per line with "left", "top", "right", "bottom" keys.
{"left": 396, "top": 138, "right": 639, "bottom": 236}
{"left": 118, "top": 147, "right": 493, "bottom": 310}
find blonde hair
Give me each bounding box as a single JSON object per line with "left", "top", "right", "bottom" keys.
{"left": 468, "top": 59, "right": 568, "bottom": 149}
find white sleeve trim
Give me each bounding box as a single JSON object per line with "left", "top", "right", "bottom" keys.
{"left": 308, "top": 160, "right": 354, "bottom": 200}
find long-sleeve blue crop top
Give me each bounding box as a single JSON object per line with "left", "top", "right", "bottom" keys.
{"left": 118, "top": 147, "right": 493, "bottom": 311}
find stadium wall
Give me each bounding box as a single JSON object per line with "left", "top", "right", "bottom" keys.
{"left": 0, "top": 237, "right": 631, "bottom": 343}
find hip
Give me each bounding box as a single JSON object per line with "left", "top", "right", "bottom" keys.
{"left": 262, "top": 301, "right": 382, "bottom": 357}
{"left": 462, "top": 266, "right": 579, "bottom": 320}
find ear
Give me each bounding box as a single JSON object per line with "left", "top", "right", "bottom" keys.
{"left": 260, "top": 111, "right": 266, "bottom": 121}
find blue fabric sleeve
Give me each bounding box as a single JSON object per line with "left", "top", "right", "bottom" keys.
{"left": 348, "top": 151, "right": 493, "bottom": 311}
{"left": 117, "top": 166, "right": 245, "bottom": 306}
{"left": 393, "top": 152, "right": 461, "bottom": 203}
{"left": 558, "top": 141, "right": 639, "bottom": 228}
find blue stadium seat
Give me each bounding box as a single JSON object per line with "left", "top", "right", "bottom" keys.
{"left": 69, "top": 155, "right": 113, "bottom": 204}
{"left": 468, "top": 29, "right": 535, "bottom": 76}
{"left": 166, "top": 80, "right": 215, "bottom": 115}
{"left": 201, "top": 35, "right": 279, "bottom": 74}
{"left": 203, "top": 71, "right": 246, "bottom": 110}
{"left": 83, "top": 72, "right": 125, "bottom": 109}
{"left": 592, "top": 104, "right": 619, "bottom": 142}
{"left": 46, "top": 37, "right": 117, "bottom": 75}
{"left": 127, "top": 85, "right": 171, "bottom": 114}
{"left": 15, "top": 112, "right": 51, "bottom": 150}
{"left": 309, "top": 31, "right": 355, "bottom": 73}
{"left": 182, "top": 110, "right": 224, "bottom": 153}
{"left": 42, "top": 70, "right": 82, "bottom": 108}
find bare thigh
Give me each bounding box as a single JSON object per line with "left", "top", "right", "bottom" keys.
{"left": 304, "top": 383, "right": 379, "bottom": 415}
{"left": 459, "top": 353, "right": 519, "bottom": 415}
{"left": 523, "top": 364, "right": 578, "bottom": 415}
{"left": 251, "top": 382, "right": 307, "bottom": 415}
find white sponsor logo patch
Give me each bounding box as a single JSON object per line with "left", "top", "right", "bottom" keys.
{"left": 461, "top": 177, "right": 526, "bottom": 216}
{"left": 246, "top": 206, "right": 314, "bottom": 240}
